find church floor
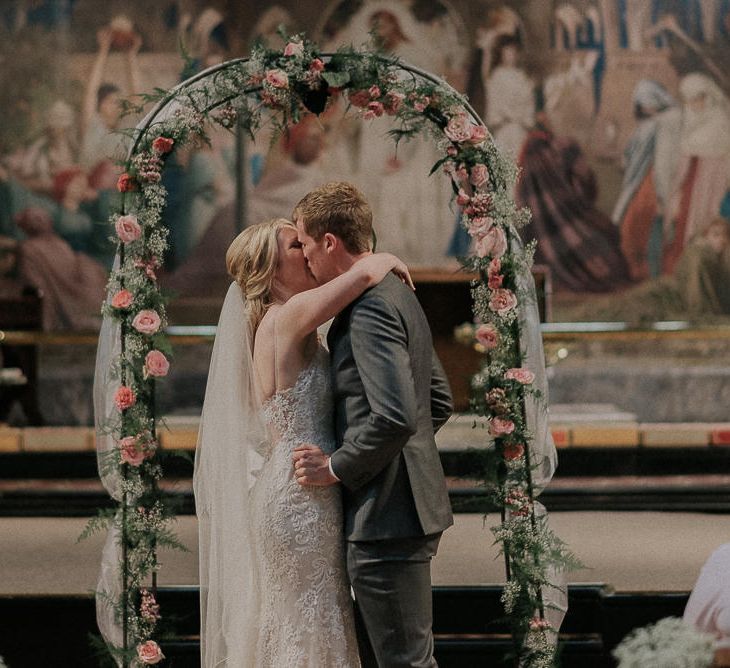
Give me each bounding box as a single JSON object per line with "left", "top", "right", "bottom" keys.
{"left": 2, "top": 511, "right": 727, "bottom": 595}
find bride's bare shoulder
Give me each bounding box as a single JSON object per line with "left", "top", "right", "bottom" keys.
{"left": 254, "top": 306, "right": 279, "bottom": 351}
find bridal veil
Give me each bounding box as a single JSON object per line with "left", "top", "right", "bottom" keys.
{"left": 194, "top": 281, "right": 269, "bottom": 667}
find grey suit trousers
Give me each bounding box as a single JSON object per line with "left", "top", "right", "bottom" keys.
{"left": 347, "top": 533, "right": 441, "bottom": 668}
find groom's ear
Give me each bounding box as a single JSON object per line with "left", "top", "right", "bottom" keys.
{"left": 323, "top": 232, "right": 338, "bottom": 253}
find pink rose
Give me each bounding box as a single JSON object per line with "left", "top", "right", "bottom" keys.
{"left": 469, "top": 124, "right": 488, "bottom": 144}
{"left": 116, "top": 173, "right": 136, "bottom": 193}
{"left": 151, "top": 136, "right": 174, "bottom": 154}
{"left": 503, "top": 442, "right": 525, "bottom": 460}
{"left": 111, "top": 289, "right": 133, "bottom": 309}
{"left": 363, "top": 101, "right": 384, "bottom": 119}
{"left": 456, "top": 189, "right": 470, "bottom": 207}
{"left": 529, "top": 617, "right": 552, "bottom": 631}
{"left": 475, "top": 323, "right": 499, "bottom": 350}
{"left": 489, "top": 289, "right": 518, "bottom": 316}
{"left": 475, "top": 225, "right": 507, "bottom": 259}
{"left": 115, "top": 214, "right": 142, "bottom": 244}
{"left": 283, "top": 40, "right": 304, "bottom": 57}
{"left": 470, "top": 163, "right": 489, "bottom": 188}
{"left": 488, "top": 272, "right": 503, "bottom": 289}
{"left": 413, "top": 96, "right": 430, "bottom": 112}
{"left": 132, "top": 309, "right": 161, "bottom": 335}
{"left": 384, "top": 91, "right": 405, "bottom": 115}
{"left": 120, "top": 436, "right": 145, "bottom": 466}
{"left": 490, "top": 417, "right": 515, "bottom": 436}
{"left": 114, "top": 386, "right": 136, "bottom": 410}
{"left": 487, "top": 257, "right": 503, "bottom": 288}
{"left": 137, "top": 640, "right": 164, "bottom": 665}
{"left": 505, "top": 367, "right": 535, "bottom": 385}
{"left": 349, "top": 89, "right": 371, "bottom": 108}
{"left": 144, "top": 350, "right": 170, "bottom": 377}
{"left": 265, "top": 69, "right": 288, "bottom": 89}
{"left": 446, "top": 145, "right": 457, "bottom": 157}
{"left": 368, "top": 85, "right": 381, "bottom": 98}
{"left": 467, "top": 217, "right": 494, "bottom": 238}
{"left": 444, "top": 113, "right": 473, "bottom": 143}
{"left": 309, "top": 58, "right": 325, "bottom": 72}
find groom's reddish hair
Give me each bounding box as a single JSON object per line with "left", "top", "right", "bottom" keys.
{"left": 293, "top": 181, "right": 373, "bottom": 254}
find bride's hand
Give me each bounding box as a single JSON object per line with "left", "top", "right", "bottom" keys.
{"left": 362, "top": 253, "right": 415, "bottom": 290}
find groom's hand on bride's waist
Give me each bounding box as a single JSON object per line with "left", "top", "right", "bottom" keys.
{"left": 293, "top": 444, "right": 339, "bottom": 487}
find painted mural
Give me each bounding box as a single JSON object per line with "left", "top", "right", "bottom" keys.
{"left": 0, "top": 0, "right": 729, "bottom": 329}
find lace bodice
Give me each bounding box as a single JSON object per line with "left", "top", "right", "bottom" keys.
{"left": 262, "top": 345, "right": 335, "bottom": 450}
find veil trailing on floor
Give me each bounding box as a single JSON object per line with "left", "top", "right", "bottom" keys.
{"left": 193, "top": 281, "right": 269, "bottom": 666}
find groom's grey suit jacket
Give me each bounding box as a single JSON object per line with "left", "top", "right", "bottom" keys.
{"left": 328, "top": 273, "right": 454, "bottom": 542}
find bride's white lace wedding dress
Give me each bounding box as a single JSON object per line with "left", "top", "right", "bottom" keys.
{"left": 253, "top": 345, "right": 361, "bottom": 667}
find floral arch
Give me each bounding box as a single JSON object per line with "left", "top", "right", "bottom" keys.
{"left": 90, "top": 34, "right": 576, "bottom": 668}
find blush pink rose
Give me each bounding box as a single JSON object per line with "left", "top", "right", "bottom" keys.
{"left": 488, "top": 272, "right": 504, "bottom": 289}
{"left": 505, "top": 367, "right": 535, "bottom": 384}
{"left": 120, "top": 436, "right": 144, "bottom": 466}
{"left": 413, "top": 96, "right": 430, "bottom": 112}
{"left": 467, "top": 217, "right": 494, "bottom": 238}
{"left": 446, "top": 145, "right": 457, "bottom": 157}
{"left": 469, "top": 124, "right": 488, "bottom": 144}
{"left": 283, "top": 40, "right": 304, "bottom": 57}
{"left": 475, "top": 225, "right": 507, "bottom": 259}
{"left": 115, "top": 214, "right": 142, "bottom": 244}
{"left": 475, "top": 323, "right": 499, "bottom": 350}
{"left": 384, "top": 91, "right": 405, "bottom": 115}
{"left": 111, "top": 289, "right": 133, "bottom": 309}
{"left": 363, "top": 101, "right": 384, "bottom": 119}
{"left": 470, "top": 163, "right": 489, "bottom": 188}
{"left": 456, "top": 189, "right": 470, "bottom": 207}
{"left": 151, "top": 136, "right": 174, "bottom": 154}
{"left": 489, "top": 289, "right": 518, "bottom": 316}
{"left": 503, "top": 442, "right": 525, "bottom": 461}
{"left": 529, "top": 617, "right": 552, "bottom": 631}
{"left": 265, "top": 69, "right": 288, "bottom": 89}
{"left": 144, "top": 350, "right": 170, "bottom": 377}
{"left": 368, "top": 85, "right": 381, "bottom": 98}
{"left": 490, "top": 417, "right": 515, "bottom": 436}
{"left": 487, "top": 257, "right": 503, "bottom": 288}
{"left": 114, "top": 386, "right": 136, "bottom": 410}
{"left": 137, "top": 640, "right": 164, "bottom": 665}
{"left": 309, "top": 58, "right": 325, "bottom": 72}
{"left": 132, "top": 309, "right": 161, "bottom": 335}
{"left": 445, "top": 113, "right": 473, "bottom": 143}
{"left": 116, "top": 173, "right": 136, "bottom": 193}
{"left": 349, "top": 90, "right": 371, "bottom": 108}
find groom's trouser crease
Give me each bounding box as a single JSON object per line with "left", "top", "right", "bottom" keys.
{"left": 347, "top": 533, "right": 441, "bottom": 668}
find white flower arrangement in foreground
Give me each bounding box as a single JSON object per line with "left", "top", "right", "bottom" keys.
{"left": 613, "top": 617, "right": 715, "bottom": 668}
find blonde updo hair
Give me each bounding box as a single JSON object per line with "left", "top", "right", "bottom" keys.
{"left": 226, "top": 218, "right": 296, "bottom": 332}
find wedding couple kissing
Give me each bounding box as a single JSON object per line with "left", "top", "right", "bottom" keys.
{"left": 194, "top": 181, "right": 454, "bottom": 667}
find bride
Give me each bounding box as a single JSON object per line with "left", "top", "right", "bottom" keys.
{"left": 193, "top": 217, "right": 413, "bottom": 667}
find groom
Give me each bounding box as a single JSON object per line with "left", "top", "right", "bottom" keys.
{"left": 292, "top": 181, "right": 454, "bottom": 667}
